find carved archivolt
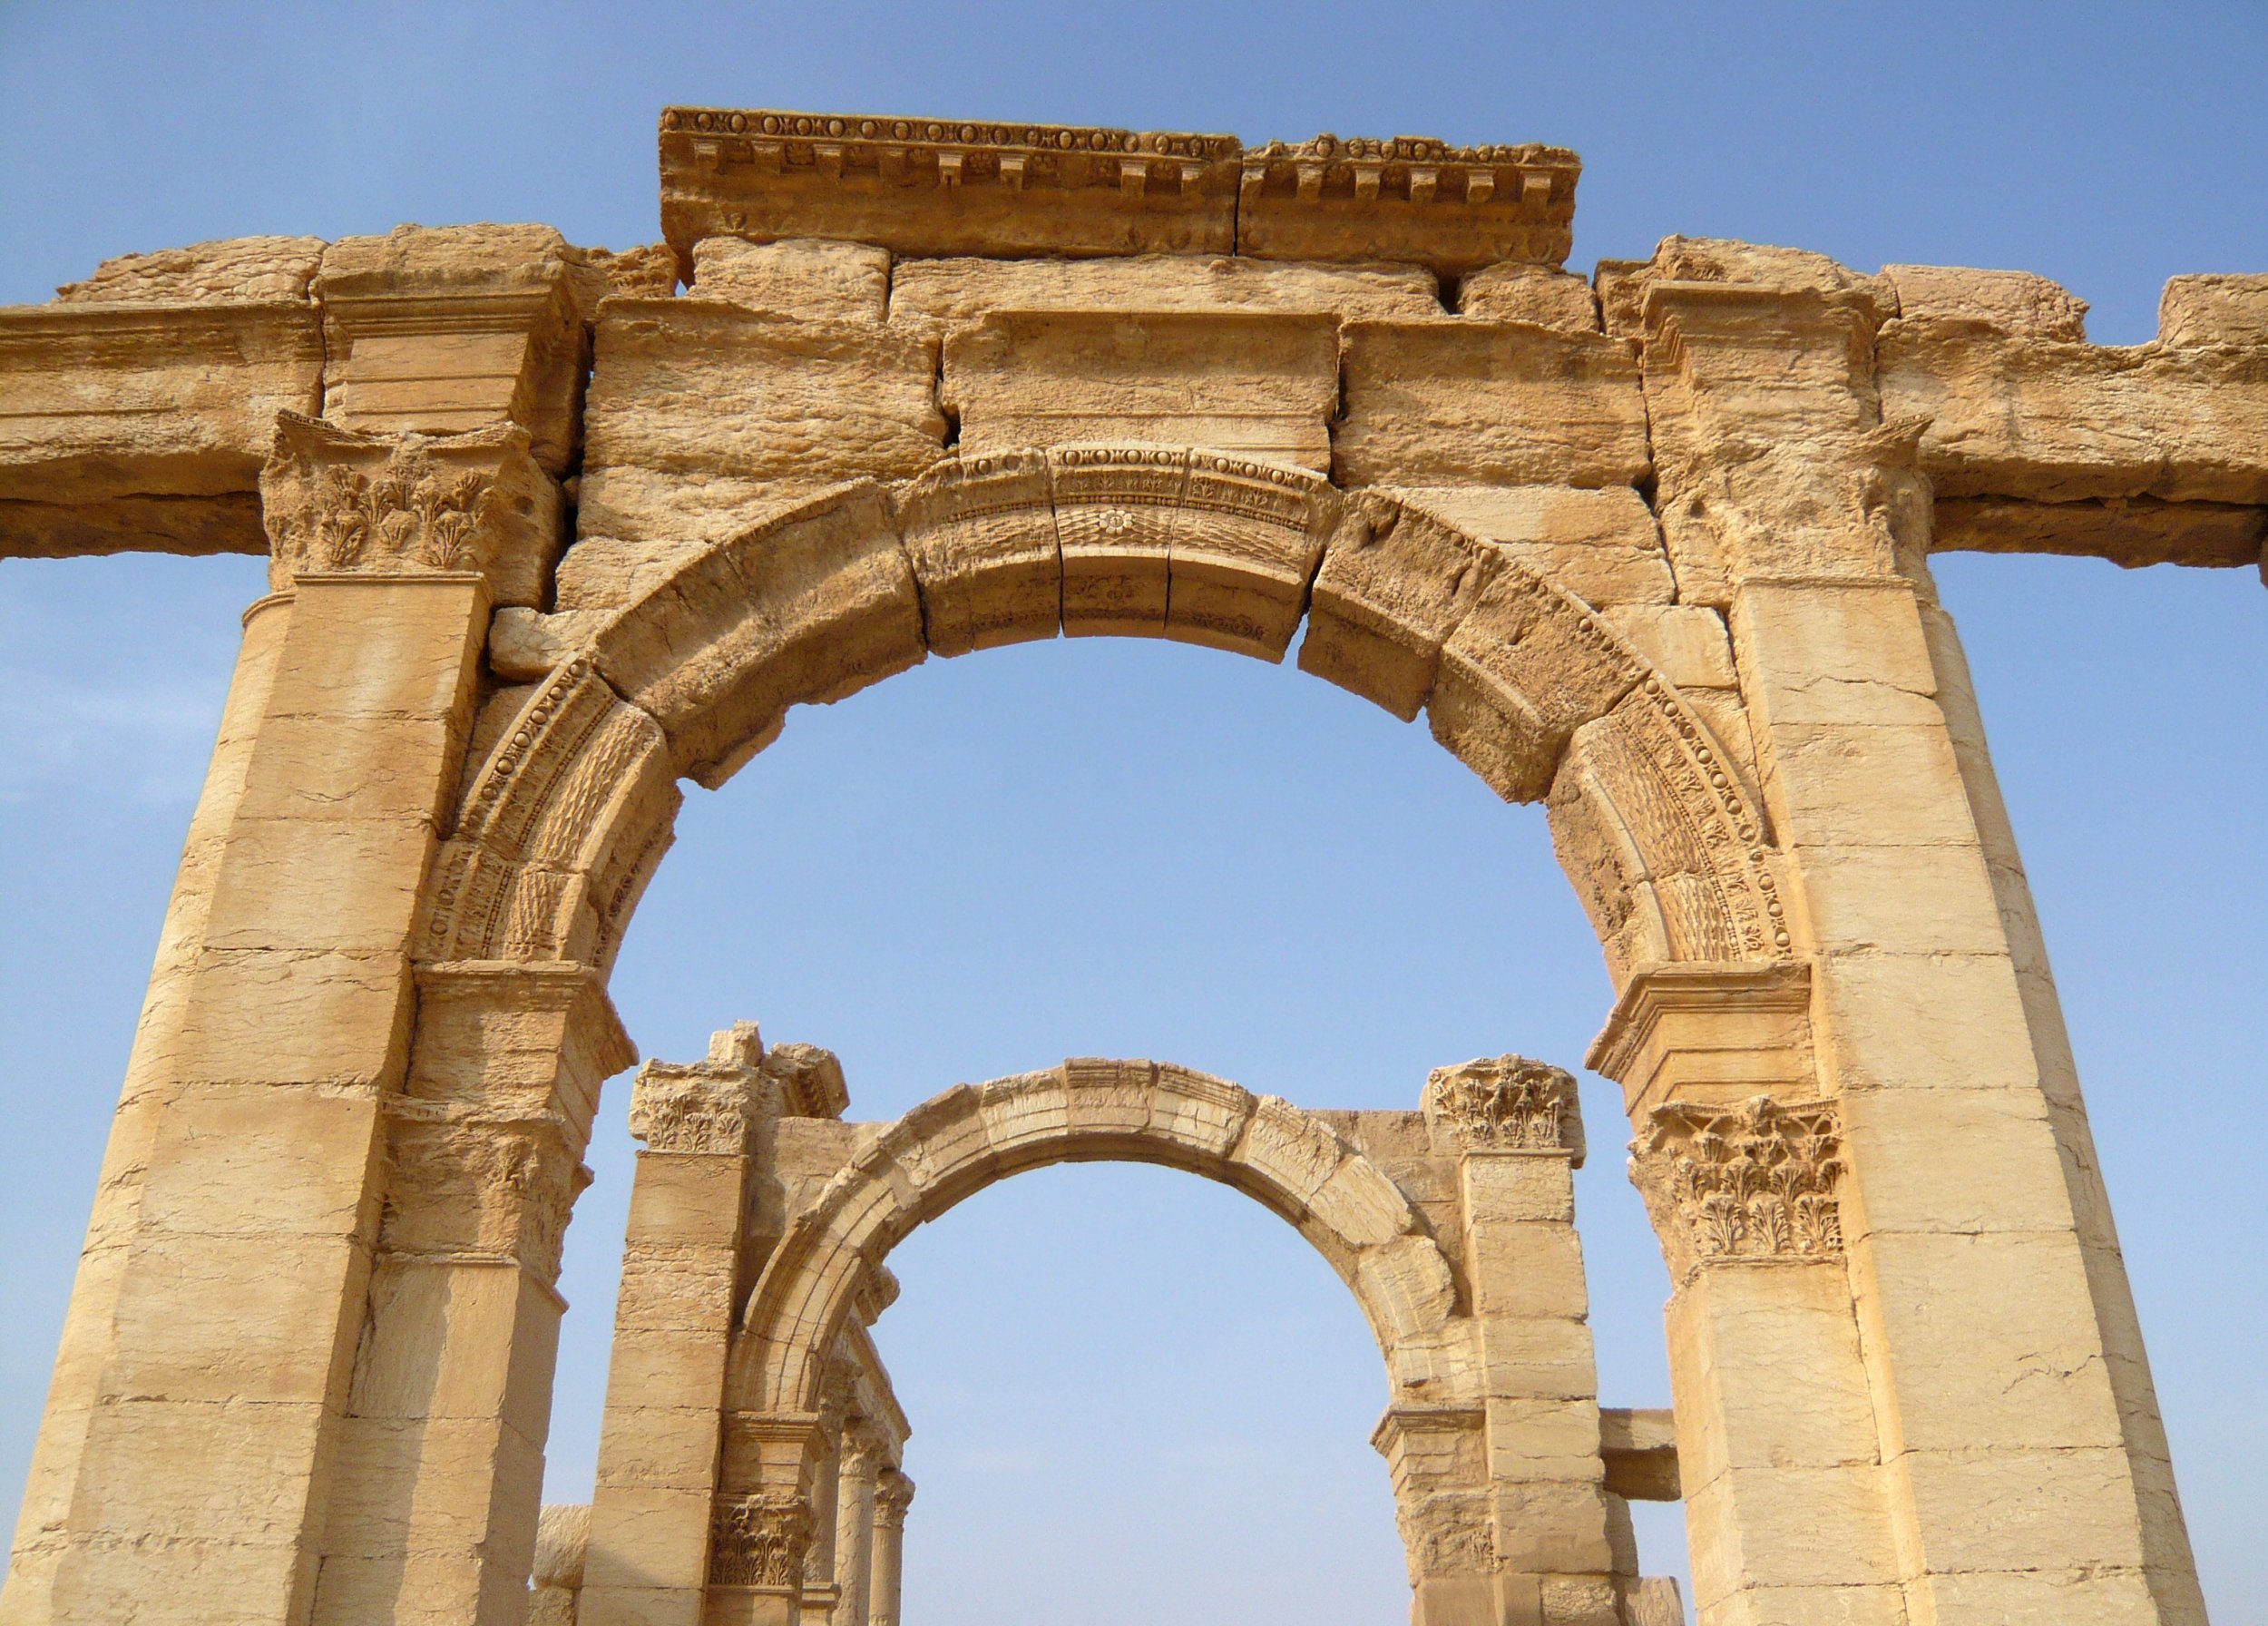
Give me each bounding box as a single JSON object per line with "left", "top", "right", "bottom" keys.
{"left": 1628, "top": 1094, "right": 1843, "bottom": 1282}
{"left": 418, "top": 447, "right": 1793, "bottom": 989}
{"left": 723, "top": 1059, "right": 1462, "bottom": 1419}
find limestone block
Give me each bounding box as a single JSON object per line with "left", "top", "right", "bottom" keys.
{"left": 106, "top": 1230, "right": 367, "bottom": 1405}
{"left": 262, "top": 575, "right": 490, "bottom": 722}
{"left": 611, "top": 1248, "right": 742, "bottom": 1336}
{"left": 590, "top": 484, "right": 925, "bottom": 785}
{"left": 1457, "top": 263, "right": 1598, "bottom": 332}
{"left": 69, "top": 1395, "right": 328, "bottom": 1544}
{"left": 1757, "top": 723, "right": 1980, "bottom": 847}
{"left": 0, "top": 299, "right": 322, "bottom": 552}
{"left": 1664, "top": 1268, "right": 1882, "bottom": 1493}
{"left": 887, "top": 252, "right": 1440, "bottom": 336}
{"left": 588, "top": 1406, "right": 728, "bottom": 1492}
{"left": 1916, "top": 1568, "right": 2174, "bottom": 1626}
{"left": 1880, "top": 315, "right": 2268, "bottom": 504}
{"left": 1490, "top": 1476, "right": 1616, "bottom": 1572}
{"left": 132, "top": 1083, "right": 380, "bottom": 1240}
{"left": 689, "top": 236, "right": 889, "bottom": 320}
{"left": 895, "top": 449, "right": 1060, "bottom": 654}
{"left": 1335, "top": 319, "right": 1650, "bottom": 488}
{"left": 1237, "top": 135, "right": 1579, "bottom": 277}
{"left": 1838, "top": 1086, "right": 2077, "bottom": 1244}
{"left": 317, "top": 223, "right": 602, "bottom": 473}
{"left": 621, "top": 1153, "right": 751, "bottom": 1243}
{"left": 56, "top": 235, "right": 327, "bottom": 304}
{"left": 347, "top": 1263, "right": 562, "bottom": 1435}
{"left": 660, "top": 109, "right": 1242, "bottom": 265}
{"left": 2156, "top": 271, "right": 2268, "bottom": 348}
{"left": 1932, "top": 493, "right": 2267, "bottom": 569}
{"left": 201, "top": 815, "right": 439, "bottom": 955}
{"left": 1598, "top": 1409, "right": 1679, "bottom": 1502}
{"left": 1894, "top": 1445, "right": 2154, "bottom": 1572}
{"left": 1485, "top": 1396, "right": 1606, "bottom": 1479}
{"left": 1694, "top": 1582, "right": 1909, "bottom": 1626}
{"left": 1461, "top": 1155, "right": 1575, "bottom": 1227}
{"left": 171, "top": 948, "right": 415, "bottom": 1091}
{"left": 579, "top": 297, "right": 944, "bottom": 550}
{"left": 1853, "top": 1230, "right": 2127, "bottom": 1455}
{"left": 943, "top": 309, "right": 1338, "bottom": 471}
{"left": 1049, "top": 444, "right": 1178, "bottom": 635}
{"left": 1684, "top": 1465, "right": 1904, "bottom": 1602}
{"left": 1478, "top": 1317, "right": 1598, "bottom": 1403}
{"left": 1300, "top": 494, "right": 1496, "bottom": 720}
{"left": 1430, "top": 566, "right": 1645, "bottom": 801}
{"left": 1810, "top": 952, "right": 2044, "bottom": 1096}
{"left": 1881, "top": 264, "right": 2089, "bottom": 340}
{"left": 1601, "top": 604, "right": 1735, "bottom": 690}
{"left": 1470, "top": 1227, "right": 1589, "bottom": 1321}
{"left": 1729, "top": 582, "right": 1941, "bottom": 729}
{"left": 1393, "top": 485, "right": 1674, "bottom": 607}
{"left": 318, "top": 1413, "right": 543, "bottom": 1558}
{"left": 1786, "top": 842, "right": 2006, "bottom": 957}
{"left": 583, "top": 1484, "right": 719, "bottom": 1592}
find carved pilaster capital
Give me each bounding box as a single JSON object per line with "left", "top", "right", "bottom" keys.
{"left": 258, "top": 411, "right": 562, "bottom": 604}
{"left": 1628, "top": 1094, "right": 1843, "bottom": 1283}
{"left": 709, "top": 1491, "right": 813, "bottom": 1591}
{"left": 874, "top": 1471, "right": 915, "bottom": 1529}
{"left": 377, "top": 1107, "right": 589, "bottom": 1284}
{"left": 1423, "top": 1055, "right": 1584, "bottom": 1164}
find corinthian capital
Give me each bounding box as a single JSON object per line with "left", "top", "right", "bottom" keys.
{"left": 258, "top": 411, "right": 562, "bottom": 603}
{"left": 1423, "top": 1054, "right": 1584, "bottom": 1163}
{"left": 709, "top": 1491, "right": 812, "bottom": 1590}
{"left": 1628, "top": 1094, "right": 1843, "bottom": 1282}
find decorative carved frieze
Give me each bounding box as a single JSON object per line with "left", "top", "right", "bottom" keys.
{"left": 1423, "top": 1054, "right": 1585, "bottom": 1162}
{"left": 658, "top": 109, "right": 1577, "bottom": 277}
{"left": 1629, "top": 1094, "right": 1843, "bottom": 1281}
{"left": 1238, "top": 133, "right": 1579, "bottom": 275}
{"left": 258, "top": 411, "right": 563, "bottom": 603}
{"left": 709, "top": 1491, "right": 813, "bottom": 1590}
{"left": 660, "top": 108, "right": 1242, "bottom": 266}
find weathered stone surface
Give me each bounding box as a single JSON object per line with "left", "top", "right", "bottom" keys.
{"left": 943, "top": 308, "right": 1338, "bottom": 471}
{"left": 689, "top": 236, "right": 888, "bottom": 321}
{"left": 576, "top": 296, "right": 944, "bottom": 561}
{"left": 1393, "top": 485, "right": 1674, "bottom": 606}
{"left": 55, "top": 235, "right": 327, "bottom": 304}
{"left": 2156, "top": 272, "right": 2268, "bottom": 348}
{"left": 1457, "top": 262, "right": 1598, "bottom": 332}
{"left": 889, "top": 250, "right": 1440, "bottom": 334}
{"left": 1934, "top": 494, "right": 2267, "bottom": 569}
{"left": 1882, "top": 263, "right": 2090, "bottom": 340}
{"left": 1335, "top": 319, "right": 1650, "bottom": 489}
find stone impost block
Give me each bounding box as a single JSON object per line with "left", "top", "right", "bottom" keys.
{"left": 660, "top": 109, "right": 1243, "bottom": 267}
{"left": 1393, "top": 485, "right": 1675, "bottom": 607}
{"left": 1587, "top": 961, "right": 1815, "bottom": 1122}
{"left": 316, "top": 223, "right": 604, "bottom": 474}
{"left": 943, "top": 308, "right": 1339, "bottom": 472}
{"left": 1335, "top": 318, "right": 1650, "bottom": 489}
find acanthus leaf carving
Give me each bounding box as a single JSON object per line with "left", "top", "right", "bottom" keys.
{"left": 709, "top": 1491, "right": 813, "bottom": 1590}
{"left": 1629, "top": 1093, "right": 1843, "bottom": 1281}
{"left": 1423, "top": 1054, "right": 1584, "bottom": 1162}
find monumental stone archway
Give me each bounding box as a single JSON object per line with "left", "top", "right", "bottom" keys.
{"left": 5, "top": 103, "right": 2253, "bottom": 1626}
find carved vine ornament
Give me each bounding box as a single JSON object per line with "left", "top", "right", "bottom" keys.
{"left": 1629, "top": 1095, "right": 1843, "bottom": 1281}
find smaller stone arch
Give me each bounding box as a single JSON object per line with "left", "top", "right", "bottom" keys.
{"left": 727, "top": 1057, "right": 1471, "bottom": 1419}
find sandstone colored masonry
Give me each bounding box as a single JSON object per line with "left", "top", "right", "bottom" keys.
{"left": 2, "top": 104, "right": 2256, "bottom": 1626}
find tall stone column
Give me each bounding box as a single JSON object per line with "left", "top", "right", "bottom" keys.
{"left": 797, "top": 1403, "right": 846, "bottom": 1626}
{"left": 1, "top": 583, "right": 296, "bottom": 1621}
{"left": 831, "top": 1433, "right": 881, "bottom": 1626}
{"left": 867, "top": 1473, "right": 913, "bottom": 1626}
{"left": 1629, "top": 240, "right": 2206, "bottom": 1623}
{"left": 582, "top": 1026, "right": 774, "bottom": 1626}
{"left": 1424, "top": 1057, "right": 1619, "bottom": 1626}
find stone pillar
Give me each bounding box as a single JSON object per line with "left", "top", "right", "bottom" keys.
{"left": 0, "top": 583, "right": 296, "bottom": 1620}
{"left": 868, "top": 1473, "right": 913, "bottom": 1626}
{"left": 831, "top": 1434, "right": 881, "bottom": 1626}
{"left": 1632, "top": 241, "right": 2206, "bottom": 1622}
{"left": 581, "top": 1026, "right": 775, "bottom": 1626}
{"left": 797, "top": 1416, "right": 844, "bottom": 1626}
{"left": 1424, "top": 1056, "right": 1618, "bottom": 1626}
{"left": 708, "top": 1415, "right": 829, "bottom": 1626}
{"left": 1628, "top": 1096, "right": 1901, "bottom": 1624}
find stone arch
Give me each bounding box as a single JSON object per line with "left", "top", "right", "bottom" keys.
{"left": 419, "top": 445, "right": 1794, "bottom": 983}
{"left": 728, "top": 1058, "right": 1468, "bottom": 1417}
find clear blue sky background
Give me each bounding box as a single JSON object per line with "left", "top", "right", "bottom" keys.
{"left": 3, "top": 5, "right": 2263, "bottom": 1622}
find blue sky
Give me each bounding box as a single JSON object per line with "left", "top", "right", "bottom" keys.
{"left": 2, "top": 5, "right": 2263, "bottom": 1622}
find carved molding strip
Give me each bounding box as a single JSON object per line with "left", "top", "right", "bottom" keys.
{"left": 1629, "top": 1094, "right": 1843, "bottom": 1281}
{"left": 1423, "top": 1054, "right": 1584, "bottom": 1161}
